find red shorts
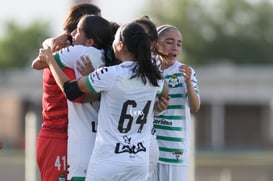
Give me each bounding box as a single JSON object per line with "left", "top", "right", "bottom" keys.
{"left": 36, "top": 127, "right": 68, "bottom": 181}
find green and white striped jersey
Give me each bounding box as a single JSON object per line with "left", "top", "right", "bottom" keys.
{"left": 154, "top": 61, "right": 200, "bottom": 166}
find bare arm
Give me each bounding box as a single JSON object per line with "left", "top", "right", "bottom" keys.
{"left": 32, "top": 34, "right": 70, "bottom": 70}
{"left": 32, "top": 55, "right": 49, "bottom": 70}
{"left": 49, "top": 34, "right": 71, "bottom": 52}
{"left": 154, "top": 80, "right": 169, "bottom": 115}
{"left": 179, "top": 64, "right": 200, "bottom": 112}
{"left": 39, "top": 46, "right": 99, "bottom": 102}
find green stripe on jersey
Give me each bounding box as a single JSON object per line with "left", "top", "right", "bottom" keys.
{"left": 169, "top": 93, "right": 186, "bottom": 98}
{"left": 159, "top": 157, "right": 184, "bottom": 163}
{"left": 154, "top": 115, "right": 185, "bottom": 120}
{"left": 154, "top": 125, "right": 183, "bottom": 131}
{"left": 168, "top": 83, "right": 183, "bottom": 88}
{"left": 159, "top": 147, "right": 184, "bottom": 153}
{"left": 165, "top": 73, "right": 183, "bottom": 79}
{"left": 71, "top": 177, "right": 85, "bottom": 181}
{"left": 84, "top": 76, "right": 98, "bottom": 94}
{"left": 157, "top": 135, "right": 184, "bottom": 142}
{"left": 54, "top": 53, "right": 65, "bottom": 69}
{"left": 167, "top": 105, "right": 185, "bottom": 109}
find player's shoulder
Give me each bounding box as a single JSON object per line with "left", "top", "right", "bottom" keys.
{"left": 90, "top": 66, "right": 118, "bottom": 84}
{"left": 94, "top": 65, "right": 116, "bottom": 76}
{"left": 176, "top": 60, "right": 183, "bottom": 66}
{"left": 58, "top": 45, "right": 87, "bottom": 55}
{"left": 176, "top": 61, "right": 196, "bottom": 71}
{"left": 85, "top": 46, "right": 104, "bottom": 59}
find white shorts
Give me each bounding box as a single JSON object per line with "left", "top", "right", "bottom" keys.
{"left": 67, "top": 139, "right": 93, "bottom": 180}
{"left": 149, "top": 163, "right": 189, "bottom": 181}
{"left": 148, "top": 135, "right": 159, "bottom": 180}
{"left": 85, "top": 159, "right": 149, "bottom": 181}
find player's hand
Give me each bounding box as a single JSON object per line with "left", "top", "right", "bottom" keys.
{"left": 39, "top": 46, "right": 53, "bottom": 64}
{"left": 51, "top": 34, "right": 71, "bottom": 52}
{"left": 179, "top": 64, "right": 192, "bottom": 84}
{"left": 76, "top": 56, "right": 95, "bottom": 76}
{"left": 154, "top": 96, "right": 170, "bottom": 114}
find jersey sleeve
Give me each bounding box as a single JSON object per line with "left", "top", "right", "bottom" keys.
{"left": 190, "top": 67, "right": 200, "bottom": 95}
{"left": 54, "top": 45, "right": 88, "bottom": 69}
{"left": 156, "top": 79, "right": 165, "bottom": 96}
{"left": 63, "top": 67, "right": 84, "bottom": 103}
{"left": 84, "top": 48, "right": 105, "bottom": 69}
{"left": 55, "top": 45, "right": 105, "bottom": 73}
{"left": 84, "top": 66, "right": 116, "bottom": 94}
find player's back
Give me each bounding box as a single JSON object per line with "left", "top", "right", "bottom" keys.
{"left": 91, "top": 61, "right": 164, "bottom": 164}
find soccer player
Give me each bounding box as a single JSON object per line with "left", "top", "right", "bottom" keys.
{"left": 32, "top": 3, "right": 101, "bottom": 181}
{"left": 39, "top": 22, "right": 169, "bottom": 181}
{"left": 46, "top": 15, "right": 116, "bottom": 181}
{"left": 152, "top": 24, "right": 200, "bottom": 181}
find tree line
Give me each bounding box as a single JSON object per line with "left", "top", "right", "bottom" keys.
{"left": 0, "top": 0, "right": 272, "bottom": 69}
{"left": 145, "top": 0, "right": 273, "bottom": 65}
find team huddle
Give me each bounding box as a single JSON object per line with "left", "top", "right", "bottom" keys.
{"left": 32, "top": 3, "right": 200, "bottom": 181}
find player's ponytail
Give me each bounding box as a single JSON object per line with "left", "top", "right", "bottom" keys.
{"left": 120, "top": 22, "right": 162, "bottom": 86}
{"left": 104, "top": 22, "right": 121, "bottom": 66}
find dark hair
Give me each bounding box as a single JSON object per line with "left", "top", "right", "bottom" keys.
{"left": 133, "top": 16, "right": 159, "bottom": 64}
{"left": 120, "top": 22, "right": 162, "bottom": 86}
{"left": 63, "top": 3, "right": 101, "bottom": 34}
{"left": 81, "top": 15, "right": 118, "bottom": 66}
{"left": 110, "top": 21, "right": 120, "bottom": 36}
{"left": 133, "top": 16, "right": 158, "bottom": 43}
{"left": 105, "top": 21, "right": 121, "bottom": 66}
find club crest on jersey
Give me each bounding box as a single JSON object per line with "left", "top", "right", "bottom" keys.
{"left": 114, "top": 135, "right": 146, "bottom": 155}
{"left": 172, "top": 151, "right": 183, "bottom": 160}
{"left": 168, "top": 74, "right": 180, "bottom": 87}
{"left": 57, "top": 173, "right": 66, "bottom": 181}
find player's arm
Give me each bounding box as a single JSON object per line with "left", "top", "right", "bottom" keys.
{"left": 75, "top": 55, "right": 102, "bottom": 102}
{"left": 32, "top": 34, "right": 71, "bottom": 70}
{"left": 32, "top": 55, "right": 48, "bottom": 70}
{"left": 48, "top": 34, "right": 71, "bottom": 52}
{"left": 154, "top": 80, "right": 169, "bottom": 115}
{"left": 179, "top": 64, "right": 200, "bottom": 112}
{"left": 187, "top": 80, "right": 200, "bottom": 113}
{"left": 32, "top": 38, "right": 53, "bottom": 70}
{"left": 39, "top": 46, "right": 99, "bottom": 102}
{"left": 160, "top": 80, "right": 169, "bottom": 98}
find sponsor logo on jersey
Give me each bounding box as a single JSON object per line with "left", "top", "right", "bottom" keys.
{"left": 114, "top": 135, "right": 146, "bottom": 155}
{"left": 153, "top": 119, "right": 173, "bottom": 126}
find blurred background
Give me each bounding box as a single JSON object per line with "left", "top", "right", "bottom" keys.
{"left": 1, "top": 0, "right": 273, "bottom": 180}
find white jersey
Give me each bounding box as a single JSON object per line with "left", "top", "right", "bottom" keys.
{"left": 55, "top": 45, "right": 104, "bottom": 179}
{"left": 154, "top": 61, "right": 200, "bottom": 166}
{"left": 85, "top": 61, "right": 164, "bottom": 179}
